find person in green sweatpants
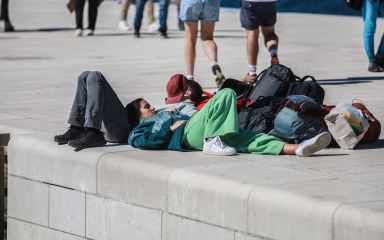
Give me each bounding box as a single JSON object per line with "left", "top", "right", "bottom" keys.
{"left": 128, "top": 87, "right": 331, "bottom": 157}
{"left": 181, "top": 88, "right": 285, "bottom": 155}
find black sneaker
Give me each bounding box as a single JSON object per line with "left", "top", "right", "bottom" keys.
{"left": 211, "top": 63, "right": 226, "bottom": 87}
{"left": 4, "top": 21, "right": 14, "bottom": 32}
{"left": 54, "top": 126, "right": 85, "bottom": 144}
{"left": 368, "top": 61, "right": 383, "bottom": 72}
{"left": 68, "top": 128, "right": 106, "bottom": 149}
{"left": 134, "top": 24, "right": 141, "bottom": 38}
{"left": 159, "top": 27, "right": 168, "bottom": 38}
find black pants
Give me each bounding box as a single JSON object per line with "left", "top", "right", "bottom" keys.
{"left": 0, "top": 0, "right": 10, "bottom": 21}
{"left": 75, "top": 0, "right": 98, "bottom": 30}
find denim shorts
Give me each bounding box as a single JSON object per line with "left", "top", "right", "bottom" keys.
{"left": 240, "top": 1, "right": 277, "bottom": 30}
{"left": 179, "top": 0, "right": 221, "bottom": 22}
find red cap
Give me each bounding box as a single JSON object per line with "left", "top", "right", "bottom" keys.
{"left": 165, "top": 74, "right": 188, "bottom": 104}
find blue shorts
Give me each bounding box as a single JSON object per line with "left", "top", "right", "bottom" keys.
{"left": 240, "top": 1, "right": 277, "bottom": 30}
{"left": 179, "top": 0, "right": 221, "bottom": 23}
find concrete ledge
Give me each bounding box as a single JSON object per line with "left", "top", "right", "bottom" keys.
{"left": 7, "top": 133, "right": 384, "bottom": 240}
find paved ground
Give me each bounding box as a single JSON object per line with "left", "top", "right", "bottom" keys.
{"left": 1, "top": 0, "right": 384, "bottom": 180}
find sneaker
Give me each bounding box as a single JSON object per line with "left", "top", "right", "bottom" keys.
{"left": 368, "top": 61, "right": 383, "bottom": 72}
{"left": 271, "top": 56, "right": 279, "bottom": 65}
{"left": 241, "top": 73, "right": 257, "bottom": 83}
{"left": 118, "top": 20, "right": 131, "bottom": 30}
{"left": 211, "top": 63, "right": 226, "bottom": 87}
{"left": 203, "top": 136, "right": 237, "bottom": 156}
{"left": 4, "top": 21, "right": 14, "bottom": 32}
{"left": 159, "top": 27, "right": 168, "bottom": 38}
{"left": 74, "top": 28, "right": 82, "bottom": 36}
{"left": 295, "top": 132, "right": 331, "bottom": 157}
{"left": 148, "top": 22, "right": 159, "bottom": 32}
{"left": 54, "top": 126, "right": 85, "bottom": 144}
{"left": 84, "top": 29, "right": 94, "bottom": 36}
{"left": 134, "top": 24, "right": 141, "bottom": 37}
{"left": 68, "top": 128, "right": 106, "bottom": 149}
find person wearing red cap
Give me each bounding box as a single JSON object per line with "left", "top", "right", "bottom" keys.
{"left": 154, "top": 74, "right": 204, "bottom": 117}
{"left": 127, "top": 88, "right": 331, "bottom": 157}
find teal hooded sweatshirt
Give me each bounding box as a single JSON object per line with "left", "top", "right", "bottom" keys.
{"left": 128, "top": 111, "right": 193, "bottom": 151}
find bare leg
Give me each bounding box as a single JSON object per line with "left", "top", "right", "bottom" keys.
{"left": 261, "top": 25, "right": 278, "bottom": 51}
{"left": 279, "top": 143, "right": 299, "bottom": 155}
{"left": 184, "top": 21, "right": 198, "bottom": 76}
{"left": 200, "top": 21, "right": 217, "bottom": 62}
{"left": 246, "top": 29, "right": 260, "bottom": 66}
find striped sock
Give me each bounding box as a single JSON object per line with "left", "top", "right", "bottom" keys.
{"left": 248, "top": 65, "right": 257, "bottom": 76}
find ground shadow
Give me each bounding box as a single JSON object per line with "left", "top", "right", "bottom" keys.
{"left": 13, "top": 27, "right": 74, "bottom": 32}
{"left": 317, "top": 76, "right": 384, "bottom": 85}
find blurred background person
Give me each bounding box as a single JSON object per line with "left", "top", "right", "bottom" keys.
{"left": 0, "top": 0, "right": 14, "bottom": 31}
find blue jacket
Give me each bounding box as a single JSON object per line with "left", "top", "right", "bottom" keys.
{"left": 128, "top": 111, "right": 193, "bottom": 151}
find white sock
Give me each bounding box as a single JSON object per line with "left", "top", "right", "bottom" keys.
{"left": 186, "top": 75, "right": 194, "bottom": 80}
{"left": 211, "top": 61, "right": 218, "bottom": 66}
{"left": 248, "top": 65, "right": 257, "bottom": 76}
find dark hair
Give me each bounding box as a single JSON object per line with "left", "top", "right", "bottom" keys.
{"left": 187, "top": 80, "right": 203, "bottom": 104}
{"left": 125, "top": 98, "right": 143, "bottom": 130}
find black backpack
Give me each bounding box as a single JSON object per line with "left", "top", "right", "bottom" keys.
{"left": 238, "top": 96, "right": 288, "bottom": 133}
{"left": 344, "top": 0, "right": 363, "bottom": 11}
{"left": 242, "top": 63, "right": 299, "bottom": 102}
{"left": 286, "top": 75, "right": 325, "bottom": 104}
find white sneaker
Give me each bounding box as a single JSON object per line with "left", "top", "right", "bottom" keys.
{"left": 118, "top": 20, "right": 131, "bottom": 30}
{"left": 84, "top": 29, "right": 94, "bottom": 36}
{"left": 147, "top": 22, "right": 159, "bottom": 32}
{"left": 203, "top": 136, "right": 237, "bottom": 156}
{"left": 295, "top": 132, "right": 331, "bottom": 157}
{"left": 74, "top": 28, "right": 82, "bottom": 36}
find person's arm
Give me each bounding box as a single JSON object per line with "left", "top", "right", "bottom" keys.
{"left": 129, "top": 127, "right": 173, "bottom": 150}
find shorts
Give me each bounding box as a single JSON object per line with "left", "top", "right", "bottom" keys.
{"left": 240, "top": 1, "right": 277, "bottom": 30}
{"left": 179, "top": 0, "right": 221, "bottom": 23}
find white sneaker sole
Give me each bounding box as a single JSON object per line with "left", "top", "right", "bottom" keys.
{"left": 299, "top": 132, "right": 331, "bottom": 157}
{"left": 203, "top": 148, "right": 237, "bottom": 156}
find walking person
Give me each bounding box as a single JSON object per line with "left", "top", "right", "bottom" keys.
{"left": 179, "top": 0, "right": 226, "bottom": 87}
{"left": 134, "top": 0, "right": 169, "bottom": 37}
{"left": 74, "top": 0, "right": 103, "bottom": 36}
{"left": 362, "top": 0, "right": 384, "bottom": 72}
{"left": 239, "top": 0, "right": 279, "bottom": 83}
{"left": 118, "top": 0, "right": 158, "bottom": 31}
{"left": 0, "top": 0, "right": 14, "bottom": 31}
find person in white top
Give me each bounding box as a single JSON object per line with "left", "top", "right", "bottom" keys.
{"left": 239, "top": 0, "right": 279, "bottom": 83}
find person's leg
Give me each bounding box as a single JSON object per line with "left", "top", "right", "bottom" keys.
{"left": 145, "top": 0, "right": 155, "bottom": 25}
{"left": 120, "top": 0, "right": 129, "bottom": 21}
{"left": 0, "top": 0, "right": 14, "bottom": 31}
{"left": 182, "top": 88, "right": 239, "bottom": 150}
{"left": 68, "top": 71, "right": 130, "bottom": 143}
{"left": 1, "top": 0, "right": 9, "bottom": 21}
{"left": 184, "top": 21, "right": 198, "bottom": 78}
{"left": 376, "top": 1, "right": 384, "bottom": 64}
{"left": 261, "top": 25, "right": 279, "bottom": 64}
{"left": 200, "top": 21, "right": 217, "bottom": 62}
{"left": 246, "top": 29, "right": 260, "bottom": 72}
{"left": 75, "top": 0, "right": 86, "bottom": 29}
{"left": 158, "top": 0, "right": 169, "bottom": 37}
{"left": 134, "top": 0, "right": 148, "bottom": 36}
{"left": 87, "top": 0, "right": 98, "bottom": 31}
{"left": 362, "top": 0, "right": 382, "bottom": 71}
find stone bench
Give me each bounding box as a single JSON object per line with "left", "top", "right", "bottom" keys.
{"left": 7, "top": 132, "right": 384, "bottom": 240}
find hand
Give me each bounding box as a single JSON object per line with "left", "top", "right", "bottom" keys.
{"left": 160, "top": 108, "right": 178, "bottom": 114}
{"left": 170, "top": 120, "right": 188, "bottom": 132}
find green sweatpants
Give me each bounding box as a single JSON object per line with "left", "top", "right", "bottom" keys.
{"left": 181, "top": 88, "right": 285, "bottom": 155}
